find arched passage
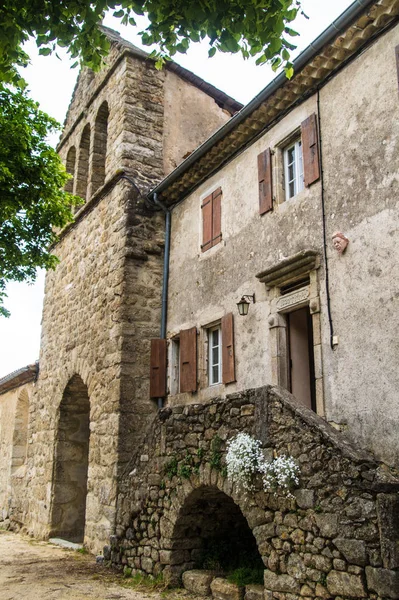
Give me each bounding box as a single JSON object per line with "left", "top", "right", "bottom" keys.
{"left": 91, "top": 102, "right": 109, "bottom": 193}
{"left": 167, "top": 486, "right": 264, "bottom": 582}
{"left": 76, "top": 124, "right": 91, "bottom": 201}
{"left": 64, "top": 146, "right": 76, "bottom": 193}
{"left": 51, "top": 375, "right": 90, "bottom": 543}
{"left": 11, "top": 388, "right": 29, "bottom": 473}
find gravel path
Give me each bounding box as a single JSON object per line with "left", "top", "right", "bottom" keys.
{"left": 0, "top": 530, "right": 193, "bottom": 600}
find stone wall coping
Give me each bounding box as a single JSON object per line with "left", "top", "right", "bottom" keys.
{"left": 0, "top": 361, "right": 38, "bottom": 396}
{"left": 161, "top": 384, "right": 399, "bottom": 490}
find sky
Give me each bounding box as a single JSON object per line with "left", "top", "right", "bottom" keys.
{"left": 0, "top": 0, "right": 354, "bottom": 378}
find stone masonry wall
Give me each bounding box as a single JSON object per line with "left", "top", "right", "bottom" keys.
{"left": 0, "top": 382, "right": 33, "bottom": 525}
{"left": 22, "top": 30, "right": 233, "bottom": 553}
{"left": 111, "top": 386, "right": 399, "bottom": 599}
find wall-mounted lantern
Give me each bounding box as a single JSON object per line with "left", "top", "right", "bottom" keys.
{"left": 237, "top": 294, "right": 256, "bottom": 316}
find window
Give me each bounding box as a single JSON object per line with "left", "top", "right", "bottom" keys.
{"left": 208, "top": 325, "right": 222, "bottom": 385}
{"left": 201, "top": 187, "right": 222, "bottom": 252}
{"left": 284, "top": 138, "right": 304, "bottom": 200}
{"left": 170, "top": 337, "right": 180, "bottom": 395}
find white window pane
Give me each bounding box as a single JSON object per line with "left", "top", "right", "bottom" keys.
{"left": 209, "top": 326, "right": 222, "bottom": 385}
{"left": 212, "top": 346, "right": 219, "bottom": 364}
{"left": 212, "top": 365, "right": 219, "bottom": 383}
{"left": 284, "top": 137, "right": 303, "bottom": 201}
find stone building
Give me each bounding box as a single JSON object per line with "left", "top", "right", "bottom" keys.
{"left": 1, "top": 1, "right": 399, "bottom": 599}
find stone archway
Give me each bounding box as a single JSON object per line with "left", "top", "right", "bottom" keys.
{"left": 11, "top": 388, "right": 29, "bottom": 474}
{"left": 165, "top": 485, "right": 264, "bottom": 583}
{"left": 50, "top": 375, "right": 90, "bottom": 543}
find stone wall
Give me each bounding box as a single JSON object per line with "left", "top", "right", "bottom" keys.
{"left": 0, "top": 382, "right": 33, "bottom": 526}
{"left": 165, "top": 24, "right": 399, "bottom": 466}
{"left": 111, "top": 385, "right": 399, "bottom": 599}
{"left": 19, "top": 30, "right": 234, "bottom": 553}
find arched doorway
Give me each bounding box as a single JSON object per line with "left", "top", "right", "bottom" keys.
{"left": 51, "top": 375, "right": 90, "bottom": 543}
{"left": 168, "top": 486, "right": 264, "bottom": 582}
{"left": 11, "top": 388, "right": 29, "bottom": 474}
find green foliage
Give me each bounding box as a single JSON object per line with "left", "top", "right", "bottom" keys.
{"left": 210, "top": 435, "right": 223, "bottom": 471}
{"left": 0, "top": 84, "right": 81, "bottom": 316}
{"left": 0, "top": 0, "right": 304, "bottom": 85}
{"left": 164, "top": 456, "right": 178, "bottom": 478}
{"left": 227, "top": 567, "right": 264, "bottom": 587}
{"left": 123, "top": 572, "right": 167, "bottom": 590}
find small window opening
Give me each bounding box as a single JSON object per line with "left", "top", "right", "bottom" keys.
{"left": 76, "top": 124, "right": 91, "bottom": 202}
{"left": 284, "top": 138, "right": 304, "bottom": 200}
{"left": 65, "top": 146, "right": 76, "bottom": 194}
{"left": 208, "top": 326, "right": 222, "bottom": 386}
{"left": 91, "top": 102, "right": 109, "bottom": 193}
{"left": 170, "top": 337, "right": 180, "bottom": 395}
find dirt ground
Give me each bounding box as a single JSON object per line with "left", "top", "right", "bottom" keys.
{"left": 0, "top": 530, "right": 197, "bottom": 600}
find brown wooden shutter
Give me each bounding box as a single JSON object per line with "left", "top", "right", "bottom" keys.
{"left": 258, "top": 148, "right": 273, "bottom": 214}
{"left": 301, "top": 113, "right": 320, "bottom": 187}
{"left": 150, "top": 339, "right": 167, "bottom": 398}
{"left": 179, "top": 327, "right": 197, "bottom": 392}
{"left": 201, "top": 193, "right": 213, "bottom": 252}
{"left": 212, "top": 187, "right": 222, "bottom": 246}
{"left": 222, "top": 313, "right": 236, "bottom": 384}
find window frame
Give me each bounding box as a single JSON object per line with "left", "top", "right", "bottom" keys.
{"left": 283, "top": 138, "right": 304, "bottom": 201}
{"left": 201, "top": 187, "right": 222, "bottom": 253}
{"left": 169, "top": 336, "right": 180, "bottom": 395}
{"left": 208, "top": 325, "right": 222, "bottom": 386}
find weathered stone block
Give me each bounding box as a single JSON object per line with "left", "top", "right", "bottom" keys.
{"left": 264, "top": 570, "right": 301, "bottom": 593}
{"left": 211, "top": 577, "right": 244, "bottom": 600}
{"left": 244, "top": 584, "right": 263, "bottom": 600}
{"left": 326, "top": 570, "right": 367, "bottom": 597}
{"left": 294, "top": 489, "right": 315, "bottom": 509}
{"left": 315, "top": 514, "right": 339, "bottom": 538}
{"left": 182, "top": 570, "right": 217, "bottom": 596}
{"left": 377, "top": 493, "right": 399, "bottom": 569}
{"left": 333, "top": 538, "right": 367, "bottom": 566}
{"left": 365, "top": 566, "right": 399, "bottom": 599}
{"left": 254, "top": 523, "right": 276, "bottom": 542}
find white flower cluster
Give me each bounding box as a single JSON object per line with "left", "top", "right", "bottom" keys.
{"left": 261, "top": 454, "right": 300, "bottom": 498}
{"left": 226, "top": 433, "right": 300, "bottom": 497}
{"left": 226, "top": 432, "right": 263, "bottom": 492}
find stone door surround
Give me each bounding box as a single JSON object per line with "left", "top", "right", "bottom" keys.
{"left": 256, "top": 249, "right": 324, "bottom": 415}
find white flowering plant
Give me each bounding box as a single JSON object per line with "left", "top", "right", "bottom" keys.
{"left": 226, "top": 432, "right": 264, "bottom": 492}
{"left": 260, "top": 454, "right": 300, "bottom": 498}
{"left": 225, "top": 433, "right": 300, "bottom": 498}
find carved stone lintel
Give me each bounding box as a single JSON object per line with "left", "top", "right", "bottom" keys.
{"left": 256, "top": 250, "right": 319, "bottom": 288}
{"left": 276, "top": 288, "right": 309, "bottom": 312}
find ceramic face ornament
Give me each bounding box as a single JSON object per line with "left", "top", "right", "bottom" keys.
{"left": 332, "top": 231, "right": 349, "bottom": 254}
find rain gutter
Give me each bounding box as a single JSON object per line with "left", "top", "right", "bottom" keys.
{"left": 148, "top": 0, "right": 376, "bottom": 202}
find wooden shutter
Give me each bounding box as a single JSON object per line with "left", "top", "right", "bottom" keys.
{"left": 202, "top": 188, "right": 222, "bottom": 252}
{"left": 258, "top": 148, "right": 273, "bottom": 214}
{"left": 179, "top": 327, "right": 197, "bottom": 392}
{"left": 212, "top": 187, "right": 222, "bottom": 246}
{"left": 301, "top": 113, "right": 320, "bottom": 187}
{"left": 201, "top": 193, "right": 213, "bottom": 252}
{"left": 222, "top": 313, "right": 236, "bottom": 384}
{"left": 150, "top": 339, "right": 167, "bottom": 398}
